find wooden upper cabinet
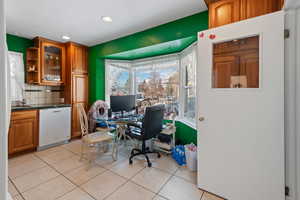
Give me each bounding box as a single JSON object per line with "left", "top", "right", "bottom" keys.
{"left": 209, "top": 0, "right": 240, "bottom": 28}
{"left": 8, "top": 110, "right": 39, "bottom": 155}
{"left": 66, "top": 42, "right": 88, "bottom": 74}
{"left": 209, "top": 0, "right": 282, "bottom": 28}
{"left": 240, "top": 0, "right": 281, "bottom": 20}
{"left": 73, "top": 44, "right": 88, "bottom": 74}
{"left": 32, "top": 37, "right": 66, "bottom": 86}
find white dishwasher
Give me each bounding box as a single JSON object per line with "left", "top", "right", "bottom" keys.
{"left": 39, "top": 107, "right": 71, "bottom": 150}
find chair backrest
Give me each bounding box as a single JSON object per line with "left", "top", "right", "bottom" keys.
{"left": 77, "top": 104, "right": 89, "bottom": 137}
{"left": 142, "top": 104, "right": 165, "bottom": 140}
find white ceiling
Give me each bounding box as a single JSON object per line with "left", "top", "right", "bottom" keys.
{"left": 6, "top": 0, "right": 207, "bottom": 46}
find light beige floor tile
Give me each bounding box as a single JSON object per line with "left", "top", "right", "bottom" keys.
{"left": 50, "top": 155, "right": 87, "bottom": 173}
{"left": 105, "top": 181, "right": 155, "bottom": 200}
{"left": 81, "top": 171, "right": 127, "bottom": 200}
{"left": 22, "top": 176, "right": 76, "bottom": 200}
{"left": 8, "top": 180, "right": 19, "bottom": 197}
{"left": 62, "top": 140, "right": 83, "bottom": 155}
{"left": 131, "top": 167, "right": 172, "bottom": 193}
{"left": 8, "top": 154, "right": 37, "bottom": 168}
{"left": 201, "top": 192, "right": 224, "bottom": 200}
{"left": 9, "top": 155, "right": 47, "bottom": 179}
{"left": 153, "top": 195, "right": 168, "bottom": 200}
{"left": 36, "top": 147, "right": 75, "bottom": 165}
{"left": 150, "top": 156, "right": 179, "bottom": 174}
{"left": 12, "top": 166, "right": 59, "bottom": 192}
{"left": 95, "top": 153, "right": 127, "bottom": 169}
{"left": 35, "top": 146, "right": 65, "bottom": 158}
{"left": 57, "top": 188, "right": 94, "bottom": 200}
{"left": 159, "top": 176, "right": 203, "bottom": 200}
{"left": 64, "top": 165, "right": 106, "bottom": 186}
{"left": 110, "top": 159, "right": 145, "bottom": 179}
{"left": 14, "top": 194, "right": 24, "bottom": 200}
{"left": 174, "top": 166, "right": 197, "bottom": 184}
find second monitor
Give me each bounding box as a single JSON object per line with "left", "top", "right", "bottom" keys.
{"left": 110, "top": 95, "right": 136, "bottom": 113}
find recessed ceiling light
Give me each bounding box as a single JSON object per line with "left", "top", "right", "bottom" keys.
{"left": 101, "top": 16, "right": 112, "bottom": 22}
{"left": 62, "top": 35, "right": 71, "bottom": 40}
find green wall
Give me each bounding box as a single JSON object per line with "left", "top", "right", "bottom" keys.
{"left": 88, "top": 11, "right": 208, "bottom": 103}
{"left": 89, "top": 11, "right": 208, "bottom": 145}
{"left": 175, "top": 121, "right": 197, "bottom": 144}
{"left": 6, "top": 34, "right": 33, "bottom": 63}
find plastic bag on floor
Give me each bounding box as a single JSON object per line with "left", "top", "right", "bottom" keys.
{"left": 172, "top": 145, "right": 186, "bottom": 166}
{"left": 185, "top": 143, "right": 197, "bottom": 171}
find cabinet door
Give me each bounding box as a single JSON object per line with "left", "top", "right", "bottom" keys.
{"left": 240, "top": 0, "right": 281, "bottom": 20}
{"left": 72, "top": 45, "right": 88, "bottom": 74}
{"left": 209, "top": 0, "right": 240, "bottom": 28}
{"left": 240, "top": 51, "right": 259, "bottom": 88}
{"left": 72, "top": 74, "right": 88, "bottom": 138}
{"left": 40, "top": 41, "right": 66, "bottom": 86}
{"left": 213, "top": 55, "right": 239, "bottom": 88}
{"left": 72, "top": 102, "right": 86, "bottom": 138}
{"left": 72, "top": 74, "right": 88, "bottom": 103}
{"left": 8, "top": 111, "right": 38, "bottom": 155}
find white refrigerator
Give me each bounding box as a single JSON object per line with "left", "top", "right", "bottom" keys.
{"left": 0, "top": 0, "right": 11, "bottom": 199}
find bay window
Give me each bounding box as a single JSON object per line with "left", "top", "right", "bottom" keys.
{"left": 105, "top": 43, "right": 197, "bottom": 124}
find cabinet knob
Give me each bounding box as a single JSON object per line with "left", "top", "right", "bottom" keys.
{"left": 199, "top": 117, "right": 205, "bottom": 122}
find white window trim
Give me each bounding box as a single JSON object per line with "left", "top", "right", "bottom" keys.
{"left": 179, "top": 42, "right": 198, "bottom": 124}
{"left": 8, "top": 51, "right": 25, "bottom": 102}
{"left": 105, "top": 43, "right": 198, "bottom": 128}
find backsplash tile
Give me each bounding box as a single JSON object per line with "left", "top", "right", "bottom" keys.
{"left": 17, "top": 84, "right": 64, "bottom": 105}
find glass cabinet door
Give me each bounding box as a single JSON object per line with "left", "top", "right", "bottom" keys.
{"left": 42, "top": 43, "right": 63, "bottom": 83}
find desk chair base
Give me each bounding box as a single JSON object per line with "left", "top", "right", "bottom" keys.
{"left": 129, "top": 148, "right": 161, "bottom": 167}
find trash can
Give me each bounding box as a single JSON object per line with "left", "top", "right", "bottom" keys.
{"left": 185, "top": 144, "right": 197, "bottom": 171}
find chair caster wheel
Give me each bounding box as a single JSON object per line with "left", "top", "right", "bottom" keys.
{"left": 129, "top": 160, "right": 133, "bottom": 165}
{"left": 148, "top": 162, "right": 152, "bottom": 167}
{"left": 157, "top": 153, "right": 161, "bottom": 158}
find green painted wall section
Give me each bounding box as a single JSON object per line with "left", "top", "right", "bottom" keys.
{"left": 105, "top": 36, "right": 197, "bottom": 60}
{"left": 6, "top": 34, "right": 33, "bottom": 63}
{"left": 175, "top": 121, "right": 197, "bottom": 145}
{"left": 88, "top": 11, "right": 208, "bottom": 145}
{"left": 88, "top": 11, "right": 208, "bottom": 103}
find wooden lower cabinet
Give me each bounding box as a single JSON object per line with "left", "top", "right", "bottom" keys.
{"left": 8, "top": 110, "right": 39, "bottom": 155}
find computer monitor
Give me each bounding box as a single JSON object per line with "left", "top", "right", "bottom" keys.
{"left": 110, "top": 95, "right": 136, "bottom": 113}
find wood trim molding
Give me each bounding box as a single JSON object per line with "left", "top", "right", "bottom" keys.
{"left": 204, "top": 0, "right": 220, "bottom": 6}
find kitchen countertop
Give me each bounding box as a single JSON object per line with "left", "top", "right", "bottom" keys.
{"left": 11, "top": 104, "right": 72, "bottom": 111}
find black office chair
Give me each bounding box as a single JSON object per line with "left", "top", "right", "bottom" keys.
{"left": 126, "top": 104, "right": 165, "bottom": 167}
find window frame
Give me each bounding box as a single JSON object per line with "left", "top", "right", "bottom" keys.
{"left": 178, "top": 43, "right": 197, "bottom": 128}
{"left": 8, "top": 51, "right": 25, "bottom": 102}
{"left": 105, "top": 59, "right": 134, "bottom": 105}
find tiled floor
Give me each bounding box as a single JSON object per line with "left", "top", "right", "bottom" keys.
{"left": 8, "top": 140, "right": 224, "bottom": 200}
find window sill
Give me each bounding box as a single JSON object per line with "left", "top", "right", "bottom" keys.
{"left": 176, "top": 118, "right": 196, "bottom": 130}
